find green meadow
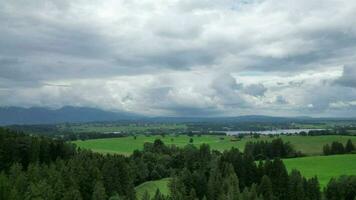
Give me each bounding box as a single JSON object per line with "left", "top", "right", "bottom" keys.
{"left": 135, "top": 178, "right": 171, "bottom": 199}
{"left": 74, "top": 134, "right": 356, "bottom": 155}
{"left": 284, "top": 154, "right": 356, "bottom": 187}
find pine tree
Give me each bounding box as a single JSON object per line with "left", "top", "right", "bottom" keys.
{"left": 0, "top": 173, "right": 10, "bottom": 200}
{"left": 323, "top": 144, "right": 331, "bottom": 155}
{"left": 248, "top": 184, "right": 259, "bottom": 200}
{"left": 62, "top": 188, "right": 83, "bottom": 200}
{"left": 222, "top": 165, "right": 240, "bottom": 200}
{"left": 258, "top": 175, "right": 273, "bottom": 200}
{"left": 288, "top": 170, "right": 305, "bottom": 200}
{"left": 241, "top": 187, "right": 250, "bottom": 200}
{"left": 180, "top": 168, "right": 193, "bottom": 195}
{"left": 325, "top": 178, "right": 337, "bottom": 199}
{"left": 47, "top": 164, "right": 65, "bottom": 200}
{"left": 9, "top": 187, "right": 22, "bottom": 200}
{"left": 305, "top": 177, "right": 321, "bottom": 200}
{"left": 25, "top": 180, "right": 55, "bottom": 200}
{"left": 192, "top": 170, "right": 208, "bottom": 199}
{"left": 331, "top": 141, "right": 345, "bottom": 154}
{"left": 92, "top": 181, "right": 107, "bottom": 200}
{"left": 187, "top": 189, "right": 198, "bottom": 200}
{"left": 267, "top": 158, "right": 289, "bottom": 200}
{"left": 207, "top": 165, "right": 223, "bottom": 200}
{"left": 8, "top": 163, "right": 27, "bottom": 200}
{"left": 243, "top": 154, "right": 258, "bottom": 186}
{"left": 345, "top": 139, "right": 355, "bottom": 153}
{"left": 169, "top": 176, "right": 186, "bottom": 200}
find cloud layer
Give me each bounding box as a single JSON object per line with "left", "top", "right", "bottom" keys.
{"left": 1, "top": 0, "right": 356, "bottom": 117}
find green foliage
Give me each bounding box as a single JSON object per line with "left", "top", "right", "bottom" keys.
{"left": 244, "top": 138, "right": 301, "bottom": 159}
{"left": 258, "top": 175, "right": 273, "bottom": 200}
{"left": 92, "top": 181, "right": 107, "bottom": 200}
{"left": 189, "top": 138, "right": 194, "bottom": 143}
{"left": 325, "top": 176, "right": 356, "bottom": 200}
{"left": 0, "top": 172, "right": 10, "bottom": 200}
{"left": 169, "top": 176, "right": 186, "bottom": 200}
{"left": 346, "top": 139, "right": 355, "bottom": 153}
{"left": 288, "top": 170, "right": 305, "bottom": 200}
{"left": 108, "top": 193, "right": 122, "bottom": 200}
{"left": 1, "top": 127, "right": 355, "bottom": 200}
{"left": 305, "top": 177, "right": 321, "bottom": 200}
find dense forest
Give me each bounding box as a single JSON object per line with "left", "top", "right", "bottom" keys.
{"left": 0, "top": 127, "right": 356, "bottom": 200}
{"left": 243, "top": 138, "right": 303, "bottom": 159}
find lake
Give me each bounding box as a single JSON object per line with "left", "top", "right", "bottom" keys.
{"left": 223, "top": 129, "right": 325, "bottom": 135}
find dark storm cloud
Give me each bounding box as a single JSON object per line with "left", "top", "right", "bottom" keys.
{"left": 335, "top": 66, "right": 356, "bottom": 88}
{"left": 274, "top": 95, "right": 288, "bottom": 105}
{"left": 243, "top": 84, "right": 267, "bottom": 97}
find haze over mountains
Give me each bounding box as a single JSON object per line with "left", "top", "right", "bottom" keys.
{"left": 0, "top": 106, "right": 141, "bottom": 125}
{"left": 0, "top": 106, "right": 352, "bottom": 125}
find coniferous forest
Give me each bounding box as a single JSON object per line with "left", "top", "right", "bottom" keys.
{"left": 1, "top": 127, "right": 356, "bottom": 200}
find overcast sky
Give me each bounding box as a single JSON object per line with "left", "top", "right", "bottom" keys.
{"left": 1, "top": 0, "right": 356, "bottom": 117}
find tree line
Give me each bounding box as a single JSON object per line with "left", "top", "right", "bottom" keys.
{"left": 243, "top": 138, "right": 303, "bottom": 160}
{"left": 323, "top": 139, "right": 355, "bottom": 155}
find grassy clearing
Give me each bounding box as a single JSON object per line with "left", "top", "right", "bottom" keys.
{"left": 284, "top": 154, "right": 356, "bottom": 187}
{"left": 133, "top": 154, "right": 356, "bottom": 196}
{"left": 135, "top": 178, "right": 171, "bottom": 199}
{"left": 74, "top": 135, "right": 356, "bottom": 155}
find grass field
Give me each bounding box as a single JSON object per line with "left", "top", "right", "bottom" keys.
{"left": 133, "top": 154, "right": 356, "bottom": 196}
{"left": 74, "top": 134, "right": 356, "bottom": 155}
{"left": 135, "top": 178, "right": 171, "bottom": 199}
{"left": 284, "top": 154, "right": 356, "bottom": 187}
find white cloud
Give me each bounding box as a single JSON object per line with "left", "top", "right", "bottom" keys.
{"left": 1, "top": 0, "right": 356, "bottom": 117}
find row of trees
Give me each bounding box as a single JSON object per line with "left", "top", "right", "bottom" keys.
{"left": 0, "top": 128, "right": 76, "bottom": 171}
{"left": 0, "top": 128, "right": 135, "bottom": 199}
{"left": 243, "top": 138, "right": 302, "bottom": 160}
{"left": 0, "top": 152, "right": 135, "bottom": 200}
{"left": 325, "top": 176, "right": 356, "bottom": 200}
{"left": 165, "top": 157, "right": 321, "bottom": 200}
{"left": 323, "top": 140, "right": 355, "bottom": 155}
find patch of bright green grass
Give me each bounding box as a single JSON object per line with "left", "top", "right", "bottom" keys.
{"left": 135, "top": 178, "right": 171, "bottom": 199}
{"left": 74, "top": 135, "right": 356, "bottom": 156}
{"left": 284, "top": 154, "right": 356, "bottom": 187}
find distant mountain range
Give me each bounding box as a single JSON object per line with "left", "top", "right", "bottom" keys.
{"left": 0, "top": 106, "right": 354, "bottom": 125}
{"left": 0, "top": 106, "right": 141, "bottom": 125}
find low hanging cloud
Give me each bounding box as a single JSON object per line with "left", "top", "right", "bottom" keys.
{"left": 243, "top": 84, "right": 267, "bottom": 97}
{"left": 1, "top": 0, "right": 356, "bottom": 117}
{"left": 335, "top": 65, "right": 356, "bottom": 88}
